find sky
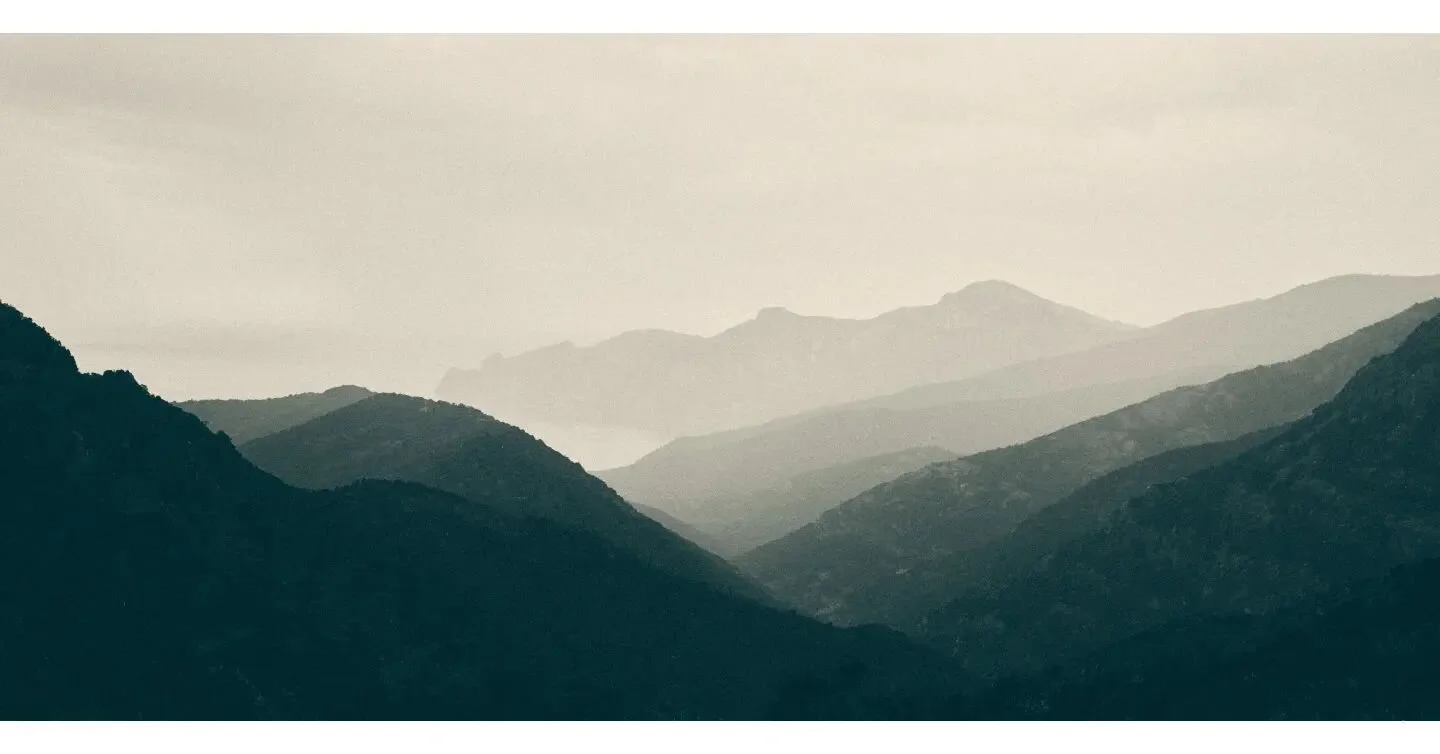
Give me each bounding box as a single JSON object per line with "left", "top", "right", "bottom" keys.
{"left": 4, "top": 35, "right": 1440, "bottom": 399}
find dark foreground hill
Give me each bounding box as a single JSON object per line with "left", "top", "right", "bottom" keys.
{"left": 956, "top": 557, "right": 1440, "bottom": 720}
{"left": 921, "top": 306, "right": 1440, "bottom": 682}
{"left": 741, "top": 299, "right": 1440, "bottom": 629}
{"left": 0, "top": 301, "right": 958, "bottom": 720}
{"left": 237, "top": 392, "right": 761, "bottom": 600}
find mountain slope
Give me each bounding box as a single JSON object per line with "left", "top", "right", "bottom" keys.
{"left": 665, "top": 446, "right": 961, "bottom": 558}
{"left": 238, "top": 393, "right": 761, "bottom": 601}
{"left": 0, "top": 300, "right": 959, "bottom": 720}
{"left": 931, "top": 425, "right": 1290, "bottom": 612}
{"left": 597, "top": 367, "right": 1227, "bottom": 530}
{"left": 920, "top": 307, "right": 1440, "bottom": 681}
{"left": 739, "top": 299, "right": 1440, "bottom": 628}
{"left": 437, "top": 280, "right": 1136, "bottom": 437}
{"left": 178, "top": 385, "right": 374, "bottom": 443}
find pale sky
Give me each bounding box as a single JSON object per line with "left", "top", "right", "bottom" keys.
{"left": 4, "top": 35, "right": 1440, "bottom": 398}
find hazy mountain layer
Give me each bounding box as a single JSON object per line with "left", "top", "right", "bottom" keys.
{"left": 598, "top": 367, "right": 1227, "bottom": 521}
{"left": 438, "top": 280, "right": 1137, "bottom": 437}
{"left": 656, "top": 446, "right": 961, "bottom": 558}
{"left": 921, "top": 308, "right": 1440, "bottom": 683}
{"left": 600, "top": 275, "right": 1440, "bottom": 550}
{"left": 740, "top": 299, "right": 1440, "bottom": 628}
{"left": 0, "top": 300, "right": 959, "bottom": 720}
{"left": 179, "top": 385, "right": 374, "bottom": 443}
{"left": 869, "top": 273, "right": 1440, "bottom": 407}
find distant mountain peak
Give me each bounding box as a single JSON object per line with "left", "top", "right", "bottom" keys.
{"left": 0, "top": 301, "right": 78, "bottom": 374}
{"left": 756, "top": 305, "right": 800, "bottom": 320}
{"left": 939, "top": 279, "right": 1045, "bottom": 306}
{"left": 962, "top": 278, "right": 1031, "bottom": 293}
{"left": 597, "top": 328, "right": 705, "bottom": 349}
{"left": 711, "top": 306, "right": 818, "bottom": 338}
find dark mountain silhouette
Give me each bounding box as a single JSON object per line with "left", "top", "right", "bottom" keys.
{"left": 179, "top": 385, "right": 374, "bottom": 443}
{"left": 597, "top": 367, "right": 1226, "bottom": 542}
{"left": 958, "top": 557, "right": 1440, "bottom": 720}
{"left": 921, "top": 308, "right": 1440, "bottom": 687}
{"left": 0, "top": 305, "right": 78, "bottom": 375}
{"left": 0, "top": 300, "right": 960, "bottom": 720}
{"left": 437, "top": 281, "right": 1136, "bottom": 437}
{"left": 739, "top": 299, "right": 1440, "bottom": 629}
{"left": 237, "top": 393, "right": 760, "bottom": 600}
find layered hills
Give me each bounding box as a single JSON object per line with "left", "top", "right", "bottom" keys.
{"left": 600, "top": 369, "right": 1226, "bottom": 554}
{"left": 0, "top": 301, "right": 957, "bottom": 720}
{"left": 926, "top": 306, "right": 1440, "bottom": 691}
{"left": 739, "top": 299, "right": 1440, "bottom": 629}
{"left": 603, "top": 275, "right": 1440, "bottom": 554}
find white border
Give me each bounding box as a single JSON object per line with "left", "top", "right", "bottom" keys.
{"left": 5, "top": 721, "right": 1440, "bottom": 753}
{"left": 5, "top": 8, "right": 1440, "bottom": 751}
{"left": 2, "top": 1, "right": 1440, "bottom": 33}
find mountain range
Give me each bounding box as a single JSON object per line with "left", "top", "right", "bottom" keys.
{"left": 883, "top": 273, "right": 1440, "bottom": 405}
{"left": 600, "top": 274, "right": 1440, "bottom": 555}
{"left": 11, "top": 271, "right": 1440, "bottom": 721}
{"left": 436, "top": 280, "right": 1137, "bottom": 438}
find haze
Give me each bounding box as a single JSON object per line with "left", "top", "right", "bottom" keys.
{"left": 4, "top": 35, "right": 1440, "bottom": 401}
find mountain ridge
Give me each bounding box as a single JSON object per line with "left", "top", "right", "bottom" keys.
{"left": 436, "top": 280, "right": 1138, "bottom": 437}
{"left": 884, "top": 273, "right": 1440, "bottom": 405}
